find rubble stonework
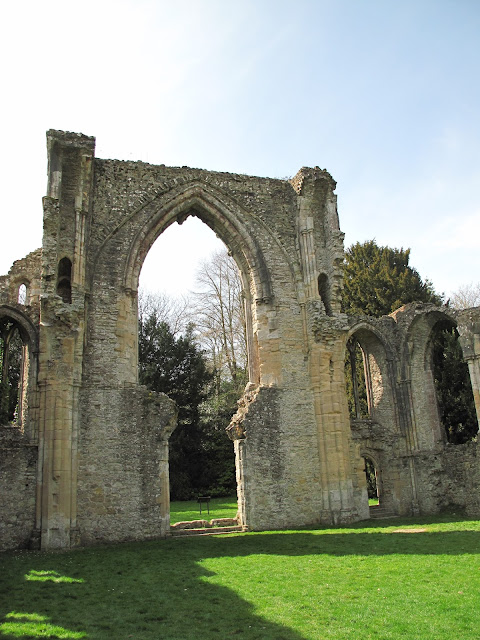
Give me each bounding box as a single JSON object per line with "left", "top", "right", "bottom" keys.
{"left": 0, "top": 130, "right": 479, "bottom": 551}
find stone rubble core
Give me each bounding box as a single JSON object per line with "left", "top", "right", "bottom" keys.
{"left": 1, "top": 129, "right": 479, "bottom": 551}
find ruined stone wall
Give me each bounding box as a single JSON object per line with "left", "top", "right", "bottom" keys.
{"left": 0, "top": 427, "right": 37, "bottom": 550}
{"left": 78, "top": 154, "right": 360, "bottom": 534}
{"left": 1, "top": 129, "right": 479, "bottom": 551}
{"left": 0, "top": 248, "right": 42, "bottom": 310}
{"left": 348, "top": 304, "right": 480, "bottom": 518}
{"left": 442, "top": 441, "right": 480, "bottom": 516}
{"left": 77, "top": 385, "right": 176, "bottom": 545}
{"left": 0, "top": 250, "right": 41, "bottom": 550}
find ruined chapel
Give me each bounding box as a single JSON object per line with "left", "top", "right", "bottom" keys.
{"left": 1, "top": 129, "right": 480, "bottom": 551}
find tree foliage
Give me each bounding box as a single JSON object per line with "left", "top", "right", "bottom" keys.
{"left": 192, "top": 249, "right": 247, "bottom": 389}
{"left": 364, "top": 457, "right": 378, "bottom": 499}
{"left": 138, "top": 311, "right": 215, "bottom": 499}
{"left": 342, "top": 240, "right": 442, "bottom": 317}
{"left": 344, "top": 337, "right": 369, "bottom": 420}
{"left": 432, "top": 325, "right": 478, "bottom": 444}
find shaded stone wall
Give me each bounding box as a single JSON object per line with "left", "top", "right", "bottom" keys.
{"left": 442, "top": 441, "right": 480, "bottom": 516}
{"left": 0, "top": 427, "right": 37, "bottom": 550}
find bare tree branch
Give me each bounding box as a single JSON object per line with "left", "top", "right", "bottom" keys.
{"left": 138, "top": 289, "right": 191, "bottom": 336}
{"left": 191, "top": 250, "right": 247, "bottom": 384}
{"left": 450, "top": 282, "right": 480, "bottom": 310}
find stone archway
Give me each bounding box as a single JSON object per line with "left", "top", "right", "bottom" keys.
{"left": 86, "top": 186, "right": 273, "bottom": 535}
{"left": 31, "top": 129, "right": 364, "bottom": 548}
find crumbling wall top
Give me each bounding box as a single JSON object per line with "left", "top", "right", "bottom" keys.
{"left": 289, "top": 166, "right": 337, "bottom": 195}
{"left": 46, "top": 129, "right": 96, "bottom": 151}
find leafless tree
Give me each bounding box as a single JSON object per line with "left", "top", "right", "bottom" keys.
{"left": 191, "top": 250, "right": 247, "bottom": 388}
{"left": 449, "top": 282, "right": 480, "bottom": 310}
{"left": 138, "top": 289, "right": 190, "bottom": 336}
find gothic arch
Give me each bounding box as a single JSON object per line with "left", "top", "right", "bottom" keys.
{"left": 122, "top": 182, "right": 274, "bottom": 303}
{"left": 0, "top": 305, "right": 39, "bottom": 435}
{"left": 405, "top": 307, "right": 477, "bottom": 447}
{"left": 0, "top": 305, "right": 38, "bottom": 349}
{"left": 404, "top": 308, "right": 457, "bottom": 448}
{"left": 345, "top": 320, "right": 397, "bottom": 428}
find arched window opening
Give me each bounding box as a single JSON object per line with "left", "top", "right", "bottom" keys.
{"left": 18, "top": 283, "right": 27, "bottom": 306}
{"left": 345, "top": 336, "right": 369, "bottom": 419}
{"left": 318, "top": 273, "right": 333, "bottom": 316}
{"left": 57, "top": 257, "right": 72, "bottom": 303}
{"left": 0, "top": 318, "right": 27, "bottom": 426}
{"left": 364, "top": 456, "right": 379, "bottom": 505}
{"left": 431, "top": 322, "right": 477, "bottom": 444}
{"left": 138, "top": 215, "right": 251, "bottom": 523}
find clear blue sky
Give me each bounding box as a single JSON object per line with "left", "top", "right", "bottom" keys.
{"left": 1, "top": 0, "right": 479, "bottom": 297}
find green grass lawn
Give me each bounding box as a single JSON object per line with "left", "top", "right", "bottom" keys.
{"left": 1, "top": 515, "right": 479, "bottom": 639}
{"left": 170, "top": 496, "right": 238, "bottom": 524}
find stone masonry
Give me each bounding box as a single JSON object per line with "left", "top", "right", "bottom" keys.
{"left": 1, "top": 130, "right": 479, "bottom": 550}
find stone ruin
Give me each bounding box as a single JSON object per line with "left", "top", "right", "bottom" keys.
{"left": 1, "top": 129, "right": 479, "bottom": 551}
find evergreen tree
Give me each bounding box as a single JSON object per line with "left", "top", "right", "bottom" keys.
{"left": 138, "top": 313, "right": 214, "bottom": 499}
{"left": 342, "top": 240, "right": 441, "bottom": 317}
{"left": 138, "top": 305, "right": 238, "bottom": 499}
{"left": 432, "top": 325, "right": 478, "bottom": 444}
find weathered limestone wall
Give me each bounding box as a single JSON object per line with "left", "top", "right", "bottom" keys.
{"left": 457, "top": 308, "right": 480, "bottom": 427}
{"left": 348, "top": 304, "right": 480, "bottom": 518}
{"left": 80, "top": 154, "right": 361, "bottom": 532}
{"left": 0, "top": 249, "right": 41, "bottom": 550}
{"left": 0, "top": 248, "right": 42, "bottom": 311}
{"left": 77, "top": 385, "right": 176, "bottom": 545}
{"left": 442, "top": 441, "right": 480, "bottom": 516}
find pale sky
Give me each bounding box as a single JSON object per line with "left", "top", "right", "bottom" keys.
{"left": 1, "top": 0, "right": 479, "bottom": 298}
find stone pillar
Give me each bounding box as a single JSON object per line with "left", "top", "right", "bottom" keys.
{"left": 37, "top": 131, "right": 95, "bottom": 549}
{"left": 310, "top": 335, "right": 366, "bottom": 522}
{"left": 293, "top": 167, "right": 364, "bottom": 524}
{"left": 466, "top": 356, "right": 480, "bottom": 428}
{"left": 457, "top": 309, "right": 480, "bottom": 433}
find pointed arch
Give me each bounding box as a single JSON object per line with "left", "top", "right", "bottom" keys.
{"left": 0, "top": 305, "right": 39, "bottom": 434}
{"left": 0, "top": 305, "right": 39, "bottom": 350}
{"left": 122, "top": 182, "right": 273, "bottom": 303}
{"left": 405, "top": 307, "right": 477, "bottom": 446}
{"left": 345, "top": 320, "right": 398, "bottom": 427}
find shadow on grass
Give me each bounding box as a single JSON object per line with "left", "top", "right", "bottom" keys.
{"left": 1, "top": 523, "right": 479, "bottom": 639}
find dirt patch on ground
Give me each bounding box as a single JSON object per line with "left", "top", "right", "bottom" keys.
{"left": 392, "top": 528, "right": 427, "bottom": 533}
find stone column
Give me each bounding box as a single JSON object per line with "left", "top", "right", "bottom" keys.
{"left": 465, "top": 356, "right": 480, "bottom": 429}
{"left": 457, "top": 309, "right": 480, "bottom": 433}
{"left": 37, "top": 131, "right": 95, "bottom": 549}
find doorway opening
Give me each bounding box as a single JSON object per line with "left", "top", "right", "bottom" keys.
{"left": 364, "top": 456, "right": 379, "bottom": 506}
